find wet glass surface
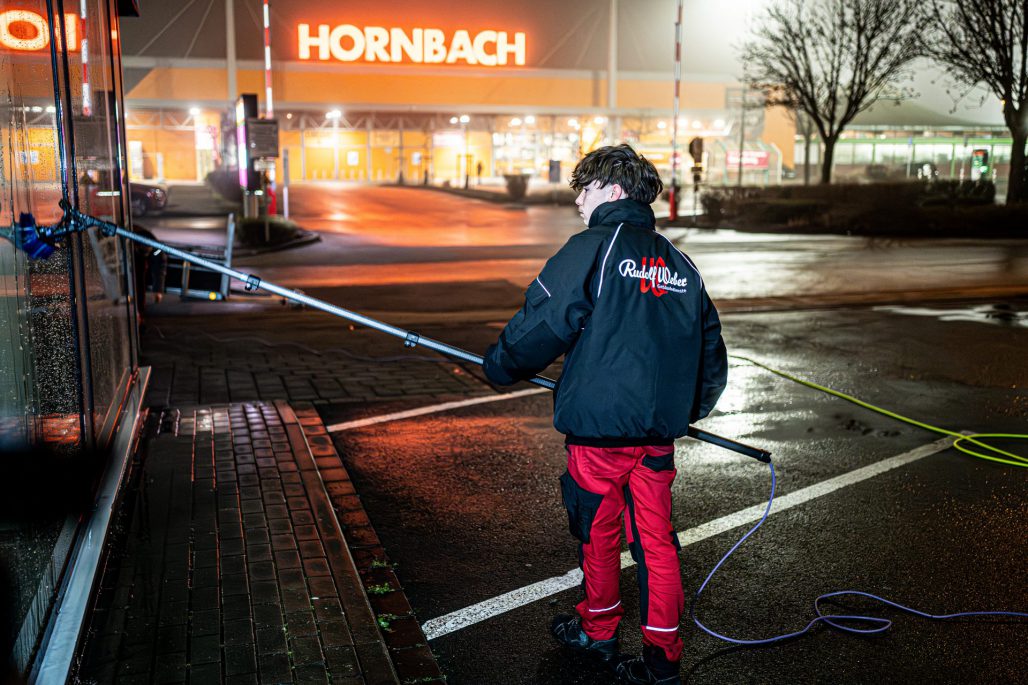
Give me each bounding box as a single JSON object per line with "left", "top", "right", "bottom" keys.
{"left": 0, "top": 0, "right": 134, "bottom": 671}
{"left": 0, "top": 3, "right": 74, "bottom": 666}
{"left": 71, "top": 0, "right": 133, "bottom": 442}
{"left": 0, "top": 516, "right": 66, "bottom": 657}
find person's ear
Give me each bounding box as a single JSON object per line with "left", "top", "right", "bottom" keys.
{"left": 609, "top": 184, "right": 623, "bottom": 201}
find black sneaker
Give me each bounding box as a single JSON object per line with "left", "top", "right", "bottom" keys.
{"left": 615, "top": 645, "right": 682, "bottom": 685}
{"left": 550, "top": 614, "right": 619, "bottom": 663}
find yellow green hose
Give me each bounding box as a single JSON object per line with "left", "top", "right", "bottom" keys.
{"left": 730, "top": 355, "right": 1028, "bottom": 468}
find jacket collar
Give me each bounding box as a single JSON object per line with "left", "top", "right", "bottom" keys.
{"left": 588, "top": 199, "right": 656, "bottom": 230}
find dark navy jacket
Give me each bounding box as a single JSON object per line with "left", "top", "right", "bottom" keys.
{"left": 483, "top": 199, "right": 728, "bottom": 446}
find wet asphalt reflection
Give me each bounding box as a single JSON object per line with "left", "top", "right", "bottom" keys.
{"left": 321, "top": 304, "right": 1028, "bottom": 684}
{"left": 149, "top": 186, "right": 1028, "bottom": 304}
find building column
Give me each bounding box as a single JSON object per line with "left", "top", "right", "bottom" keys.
{"left": 489, "top": 120, "right": 496, "bottom": 178}
{"left": 427, "top": 123, "right": 435, "bottom": 183}
{"left": 398, "top": 125, "right": 405, "bottom": 183}
{"left": 366, "top": 116, "right": 373, "bottom": 182}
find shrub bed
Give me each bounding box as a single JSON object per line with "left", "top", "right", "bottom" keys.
{"left": 236, "top": 216, "right": 315, "bottom": 248}
{"left": 697, "top": 181, "right": 1024, "bottom": 236}
{"left": 205, "top": 169, "right": 243, "bottom": 204}
{"left": 853, "top": 204, "right": 1028, "bottom": 236}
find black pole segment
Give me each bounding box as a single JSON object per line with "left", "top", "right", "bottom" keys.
{"left": 687, "top": 427, "right": 772, "bottom": 462}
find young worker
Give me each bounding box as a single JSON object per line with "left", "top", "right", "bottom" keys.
{"left": 483, "top": 144, "right": 727, "bottom": 684}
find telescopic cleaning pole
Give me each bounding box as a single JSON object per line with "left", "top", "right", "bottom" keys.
{"left": 23, "top": 201, "right": 771, "bottom": 463}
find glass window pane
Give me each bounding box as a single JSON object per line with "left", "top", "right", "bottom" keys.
{"left": 66, "top": 0, "right": 134, "bottom": 442}
{"left": 1, "top": 1, "right": 135, "bottom": 671}
{"left": 852, "top": 144, "right": 874, "bottom": 163}
{"left": 835, "top": 144, "right": 854, "bottom": 164}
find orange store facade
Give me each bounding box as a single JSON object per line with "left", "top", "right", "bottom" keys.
{"left": 122, "top": 66, "right": 792, "bottom": 186}
{"left": 11, "top": 0, "right": 796, "bottom": 186}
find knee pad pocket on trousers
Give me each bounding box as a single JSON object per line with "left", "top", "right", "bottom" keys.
{"left": 559, "top": 470, "right": 604, "bottom": 543}
{"left": 641, "top": 454, "right": 675, "bottom": 472}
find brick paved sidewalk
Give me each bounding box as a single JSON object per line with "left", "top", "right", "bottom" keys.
{"left": 141, "top": 302, "right": 494, "bottom": 408}
{"left": 71, "top": 294, "right": 505, "bottom": 683}
{"left": 75, "top": 401, "right": 441, "bottom": 684}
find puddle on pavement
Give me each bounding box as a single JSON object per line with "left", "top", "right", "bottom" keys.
{"left": 875, "top": 303, "right": 1028, "bottom": 328}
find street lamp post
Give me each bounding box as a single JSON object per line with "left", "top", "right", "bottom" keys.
{"left": 262, "top": 0, "right": 273, "bottom": 118}
{"left": 226, "top": 0, "right": 236, "bottom": 104}
{"left": 326, "top": 109, "right": 341, "bottom": 180}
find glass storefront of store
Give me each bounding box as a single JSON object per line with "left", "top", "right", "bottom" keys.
{"left": 118, "top": 106, "right": 784, "bottom": 189}
{"left": 1, "top": 0, "right": 139, "bottom": 675}
{"left": 793, "top": 130, "right": 1017, "bottom": 192}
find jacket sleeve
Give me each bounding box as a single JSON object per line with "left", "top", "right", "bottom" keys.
{"left": 483, "top": 233, "right": 600, "bottom": 385}
{"left": 693, "top": 287, "right": 728, "bottom": 420}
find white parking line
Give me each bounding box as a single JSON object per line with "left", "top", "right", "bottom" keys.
{"left": 420, "top": 434, "right": 958, "bottom": 641}
{"left": 325, "top": 388, "right": 549, "bottom": 433}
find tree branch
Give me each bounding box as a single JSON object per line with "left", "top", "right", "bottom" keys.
{"left": 742, "top": 0, "right": 921, "bottom": 164}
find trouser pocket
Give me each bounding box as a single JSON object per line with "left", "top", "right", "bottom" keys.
{"left": 559, "top": 470, "right": 604, "bottom": 544}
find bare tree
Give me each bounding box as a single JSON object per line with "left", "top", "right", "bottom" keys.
{"left": 922, "top": 1, "right": 1028, "bottom": 204}
{"left": 742, "top": 0, "right": 921, "bottom": 183}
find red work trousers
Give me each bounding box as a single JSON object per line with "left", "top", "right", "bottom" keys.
{"left": 561, "top": 444, "right": 684, "bottom": 663}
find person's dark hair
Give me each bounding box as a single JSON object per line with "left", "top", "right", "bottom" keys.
{"left": 569, "top": 143, "right": 664, "bottom": 204}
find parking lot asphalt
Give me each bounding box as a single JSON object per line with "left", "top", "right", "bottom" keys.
{"left": 322, "top": 303, "right": 1028, "bottom": 684}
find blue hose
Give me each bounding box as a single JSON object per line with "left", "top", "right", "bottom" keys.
{"left": 691, "top": 460, "right": 1028, "bottom": 645}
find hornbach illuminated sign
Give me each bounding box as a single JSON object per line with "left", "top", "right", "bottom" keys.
{"left": 297, "top": 24, "right": 526, "bottom": 66}
{"left": 0, "top": 10, "right": 80, "bottom": 52}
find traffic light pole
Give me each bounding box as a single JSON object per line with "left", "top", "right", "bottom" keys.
{"left": 688, "top": 137, "right": 704, "bottom": 228}
{"left": 669, "top": 0, "right": 683, "bottom": 222}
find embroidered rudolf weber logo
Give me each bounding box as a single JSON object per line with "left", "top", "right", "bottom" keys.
{"left": 618, "top": 257, "right": 688, "bottom": 297}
